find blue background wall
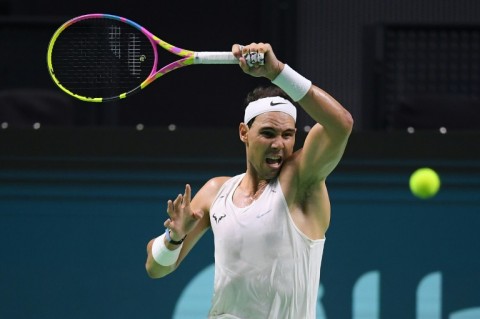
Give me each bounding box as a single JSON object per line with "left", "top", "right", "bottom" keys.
{"left": 1, "top": 129, "right": 479, "bottom": 318}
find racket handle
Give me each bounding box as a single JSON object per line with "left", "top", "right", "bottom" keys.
{"left": 194, "top": 52, "right": 238, "bottom": 64}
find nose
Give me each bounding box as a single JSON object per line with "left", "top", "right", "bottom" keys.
{"left": 271, "top": 136, "right": 284, "bottom": 150}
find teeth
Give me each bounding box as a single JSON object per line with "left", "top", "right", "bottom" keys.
{"left": 266, "top": 156, "right": 281, "bottom": 164}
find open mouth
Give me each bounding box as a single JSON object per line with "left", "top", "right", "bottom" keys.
{"left": 266, "top": 156, "right": 282, "bottom": 166}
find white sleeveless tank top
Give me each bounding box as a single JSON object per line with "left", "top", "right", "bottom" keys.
{"left": 208, "top": 174, "right": 325, "bottom": 319}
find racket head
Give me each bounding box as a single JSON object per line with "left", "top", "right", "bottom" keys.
{"left": 47, "top": 14, "right": 193, "bottom": 102}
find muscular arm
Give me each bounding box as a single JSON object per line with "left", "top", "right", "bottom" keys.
{"left": 233, "top": 42, "right": 353, "bottom": 238}
{"left": 145, "top": 177, "right": 229, "bottom": 278}
{"left": 287, "top": 85, "right": 353, "bottom": 238}
{"left": 145, "top": 213, "right": 210, "bottom": 279}
{"left": 233, "top": 43, "right": 353, "bottom": 182}
{"left": 297, "top": 85, "right": 353, "bottom": 183}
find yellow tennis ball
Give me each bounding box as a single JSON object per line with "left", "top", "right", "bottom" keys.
{"left": 409, "top": 168, "right": 441, "bottom": 199}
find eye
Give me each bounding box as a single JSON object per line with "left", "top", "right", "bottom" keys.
{"left": 282, "top": 131, "right": 295, "bottom": 139}
{"left": 261, "top": 130, "right": 275, "bottom": 138}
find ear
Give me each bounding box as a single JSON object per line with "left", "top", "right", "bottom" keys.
{"left": 239, "top": 122, "right": 249, "bottom": 144}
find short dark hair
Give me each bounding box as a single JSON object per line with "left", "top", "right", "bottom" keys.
{"left": 243, "top": 86, "right": 295, "bottom": 127}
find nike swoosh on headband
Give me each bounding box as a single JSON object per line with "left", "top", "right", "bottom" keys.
{"left": 244, "top": 96, "right": 297, "bottom": 123}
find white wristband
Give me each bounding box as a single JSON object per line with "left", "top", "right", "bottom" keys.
{"left": 151, "top": 233, "right": 182, "bottom": 266}
{"left": 271, "top": 64, "right": 312, "bottom": 102}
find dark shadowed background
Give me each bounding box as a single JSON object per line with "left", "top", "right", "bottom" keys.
{"left": 1, "top": 1, "right": 480, "bottom": 318}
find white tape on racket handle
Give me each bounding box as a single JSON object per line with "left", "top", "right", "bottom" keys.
{"left": 194, "top": 52, "right": 238, "bottom": 64}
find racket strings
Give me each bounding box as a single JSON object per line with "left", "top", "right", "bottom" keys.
{"left": 51, "top": 19, "right": 154, "bottom": 98}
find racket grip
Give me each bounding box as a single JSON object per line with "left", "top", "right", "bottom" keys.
{"left": 194, "top": 52, "right": 238, "bottom": 64}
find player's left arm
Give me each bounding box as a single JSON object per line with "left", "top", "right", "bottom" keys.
{"left": 296, "top": 85, "right": 354, "bottom": 184}
{"left": 233, "top": 42, "right": 353, "bottom": 183}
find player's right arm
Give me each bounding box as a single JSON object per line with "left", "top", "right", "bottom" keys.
{"left": 145, "top": 177, "right": 229, "bottom": 278}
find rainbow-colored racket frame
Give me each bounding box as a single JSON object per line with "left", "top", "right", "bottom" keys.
{"left": 47, "top": 13, "right": 238, "bottom": 102}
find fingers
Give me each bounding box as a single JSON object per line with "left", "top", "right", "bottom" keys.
{"left": 164, "top": 219, "right": 171, "bottom": 228}
{"left": 245, "top": 51, "right": 265, "bottom": 68}
{"left": 183, "top": 184, "right": 191, "bottom": 207}
{"left": 166, "top": 184, "right": 193, "bottom": 219}
{"left": 233, "top": 43, "right": 265, "bottom": 61}
{"left": 240, "top": 43, "right": 265, "bottom": 68}
{"left": 233, "top": 42, "right": 281, "bottom": 79}
{"left": 173, "top": 193, "right": 183, "bottom": 211}
{"left": 168, "top": 184, "right": 191, "bottom": 210}
{"left": 232, "top": 44, "right": 243, "bottom": 58}
{"left": 163, "top": 184, "right": 202, "bottom": 236}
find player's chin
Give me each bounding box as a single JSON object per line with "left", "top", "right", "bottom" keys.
{"left": 260, "top": 171, "right": 280, "bottom": 180}
{"left": 262, "top": 162, "right": 283, "bottom": 178}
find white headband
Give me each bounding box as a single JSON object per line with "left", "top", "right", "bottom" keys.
{"left": 244, "top": 97, "right": 297, "bottom": 124}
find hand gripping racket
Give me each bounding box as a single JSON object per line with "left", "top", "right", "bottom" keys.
{"left": 47, "top": 14, "right": 263, "bottom": 102}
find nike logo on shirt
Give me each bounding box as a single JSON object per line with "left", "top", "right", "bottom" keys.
{"left": 256, "top": 210, "right": 272, "bottom": 218}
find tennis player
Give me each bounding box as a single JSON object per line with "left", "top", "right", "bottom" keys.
{"left": 146, "top": 42, "right": 353, "bottom": 319}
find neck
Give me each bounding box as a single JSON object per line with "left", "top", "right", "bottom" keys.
{"left": 233, "top": 177, "right": 269, "bottom": 207}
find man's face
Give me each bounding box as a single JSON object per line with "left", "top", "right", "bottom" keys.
{"left": 242, "top": 111, "right": 297, "bottom": 179}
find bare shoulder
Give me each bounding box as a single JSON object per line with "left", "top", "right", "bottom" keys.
{"left": 205, "top": 176, "right": 231, "bottom": 192}
{"left": 197, "top": 176, "right": 231, "bottom": 194}
{"left": 192, "top": 176, "right": 231, "bottom": 213}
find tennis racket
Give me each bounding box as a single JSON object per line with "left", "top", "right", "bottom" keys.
{"left": 47, "top": 14, "right": 262, "bottom": 102}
